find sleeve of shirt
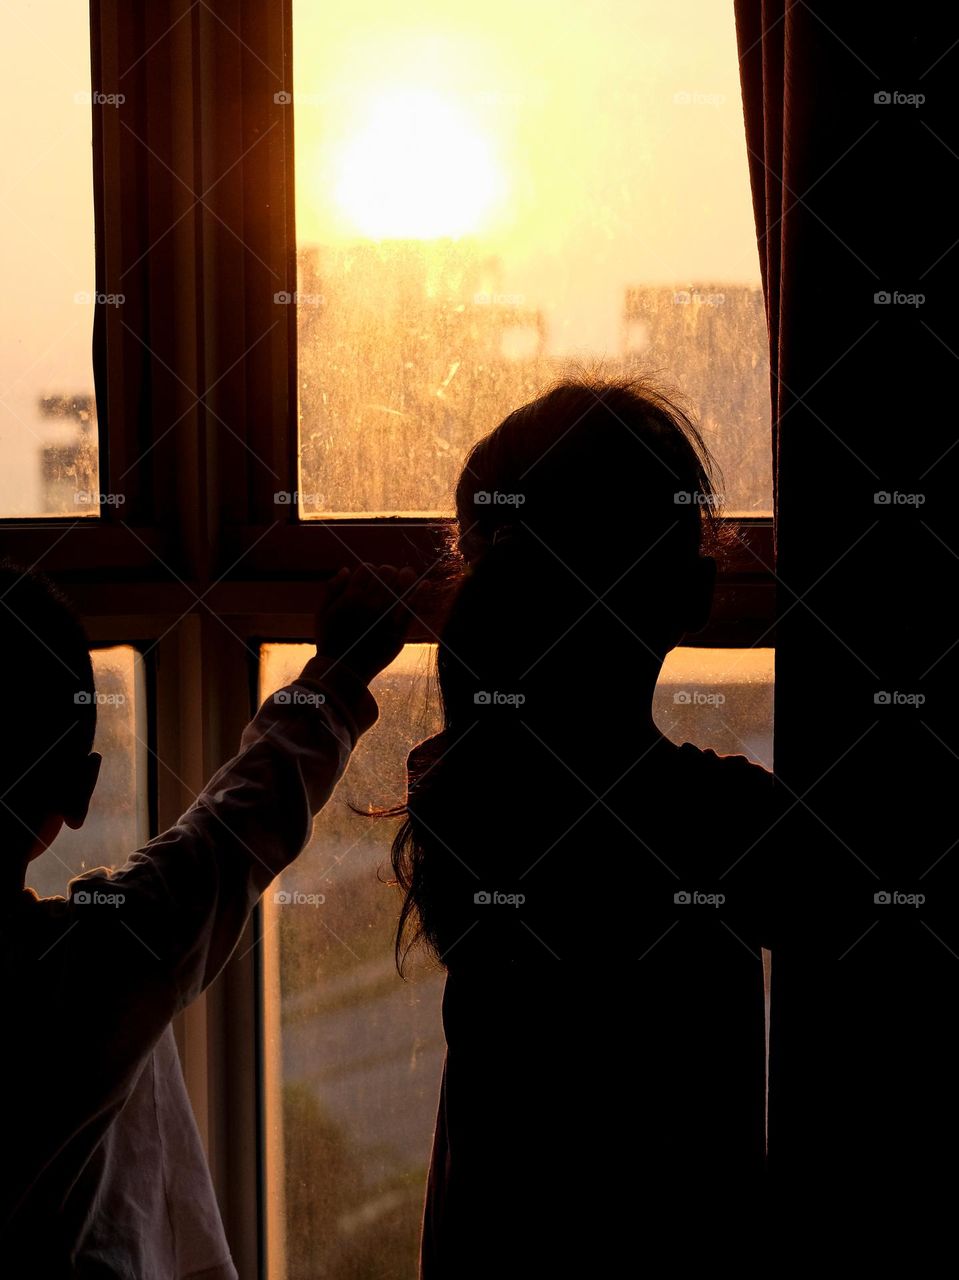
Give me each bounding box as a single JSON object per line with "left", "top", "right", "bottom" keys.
{"left": 67, "top": 654, "right": 378, "bottom": 1013}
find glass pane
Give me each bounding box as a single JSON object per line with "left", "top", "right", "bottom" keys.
{"left": 260, "top": 641, "right": 773, "bottom": 1278}
{"left": 655, "top": 646, "right": 774, "bottom": 769}
{"left": 0, "top": 2, "right": 100, "bottom": 517}
{"left": 260, "top": 644, "right": 444, "bottom": 1280}
{"left": 292, "top": 1, "right": 771, "bottom": 518}
{"left": 25, "top": 647, "right": 148, "bottom": 899}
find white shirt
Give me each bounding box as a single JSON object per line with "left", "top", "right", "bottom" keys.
{"left": 1, "top": 657, "right": 378, "bottom": 1277}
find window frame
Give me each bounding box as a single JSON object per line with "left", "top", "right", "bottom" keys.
{"left": 0, "top": 1, "right": 776, "bottom": 1274}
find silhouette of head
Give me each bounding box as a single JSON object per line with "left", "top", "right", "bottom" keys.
{"left": 0, "top": 564, "right": 101, "bottom": 864}
{"left": 439, "top": 376, "right": 723, "bottom": 724}
{"left": 390, "top": 376, "right": 725, "bottom": 964}
{"left": 457, "top": 376, "right": 721, "bottom": 566}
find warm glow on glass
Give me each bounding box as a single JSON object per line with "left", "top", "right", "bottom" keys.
{"left": 293, "top": 0, "right": 773, "bottom": 516}
{"left": 0, "top": 1, "right": 98, "bottom": 516}
{"left": 334, "top": 89, "right": 504, "bottom": 239}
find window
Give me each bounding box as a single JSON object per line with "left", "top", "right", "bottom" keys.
{"left": 260, "top": 644, "right": 442, "bottom": 1280}
{"left": 0, "top": 1, "right": 100, "bottom": 516}
{"left": 26, "top": 646, "right": 147, "bottom": 898}
{"left": 0, "top": 1, "right": 775, "bottom": 1275}
{"left": 259, "top": 642, "right": 773, "bottom": 1278}
{"left": 292, "top": 0, "right": 772, "bottom": 517}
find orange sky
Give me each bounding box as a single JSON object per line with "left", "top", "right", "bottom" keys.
{"left": 293, "top": 0, "right": 761, "bottom": 356}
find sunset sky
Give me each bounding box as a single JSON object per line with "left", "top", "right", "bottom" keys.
{"left": 292, "top": 0, "right": 760, "bottom": 350}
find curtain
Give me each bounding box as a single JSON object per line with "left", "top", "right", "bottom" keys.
{"left": 736, "top": 0, "right": 959, "bottom": 1235}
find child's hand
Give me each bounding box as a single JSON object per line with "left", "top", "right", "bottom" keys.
{"left": 314, "top": 564, "right": 419, "bottom": 685}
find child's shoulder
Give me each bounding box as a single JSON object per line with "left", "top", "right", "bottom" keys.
{"left": 675, "top": 741, "right": 773, "bottom": 791}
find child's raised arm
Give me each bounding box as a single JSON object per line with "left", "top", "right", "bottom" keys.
{"left": 62, "top": 564, "right": 419, "bottom": 1034}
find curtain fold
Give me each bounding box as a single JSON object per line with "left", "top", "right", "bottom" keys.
{"left": 736, "top": 0, "right": 959, "bottom": 1235}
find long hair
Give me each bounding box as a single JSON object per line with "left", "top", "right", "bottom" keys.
{"left": 389, "top": 376, "right": 725, "bottom": 971}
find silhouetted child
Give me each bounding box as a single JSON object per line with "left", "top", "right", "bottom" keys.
{"left": 388, "top": 379, "right": 776, "bottom": 1275}
{"left": 0, "top": 562, "right": 415, "bottom": 1277}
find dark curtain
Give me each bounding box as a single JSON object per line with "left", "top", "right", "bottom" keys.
{"left": 736, "top": 0, "right": 959, "bottom": 1239}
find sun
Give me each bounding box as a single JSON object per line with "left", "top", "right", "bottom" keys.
{"left": 334, "top": 89, "right": 504, "bottom": 240}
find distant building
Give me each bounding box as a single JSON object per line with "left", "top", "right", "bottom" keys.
{"left": 296, "top": 241, "right": 551, "bottom": 515}
{"left": 622, "top": 284, "right": 771, "bottom": 513}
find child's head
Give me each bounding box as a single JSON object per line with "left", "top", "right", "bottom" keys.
{"left": 440, "top": 376, "right": 724, "bottom": 721}
{"left": 455, "top": 375, "right": 722, "bottom": 570}
{"left": 0, "top": 564, "right": 100, "bottom": 866}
